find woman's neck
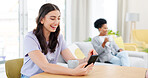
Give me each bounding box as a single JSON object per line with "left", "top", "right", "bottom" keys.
{"left": 99, "top": 33, "right": 106, "bottom": 36}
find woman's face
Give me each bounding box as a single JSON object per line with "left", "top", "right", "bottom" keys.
{"left": 41, "top": 10, "right": 60, "bottom": 33}
{"left": 99, "top": 24, "right": 108, "bottom": 36}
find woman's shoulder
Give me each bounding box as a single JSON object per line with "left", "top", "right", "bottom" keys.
{"left": 25, "top": 31, "right": 37, "bottom": 40}
{"left": 92, "top": 35, "right": 107, "bottom": 42}
{"left": 58, "top": 33, "right": 64, "bottom": 39}
{"left": 92, "top": 35, "right": 100, "bottom": 40}
{"left": 91, "top": 36, "right": 99, "bottom": 43}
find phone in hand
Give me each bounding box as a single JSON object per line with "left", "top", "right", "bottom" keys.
{"left": 84, "top": 55, "right": 99, "bottom": 68}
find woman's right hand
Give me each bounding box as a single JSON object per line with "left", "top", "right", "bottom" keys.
{"left": 70, "top": 62, "right": 94, "bottom": 76}
{"left": 102, "top": 37, "right": 109, "bottom": 48}
{"left": 104, "top": 37, "right": 109, "bottom": 43}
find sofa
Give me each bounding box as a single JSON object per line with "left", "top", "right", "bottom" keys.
{"left": 57, "top": 42, "right": 148, "bottom": 68}
{"left": 132, "top": 29, "right": 148, "bottom": 51}
{"left": 112, "top": 35, "right": 138, "bottom": 51}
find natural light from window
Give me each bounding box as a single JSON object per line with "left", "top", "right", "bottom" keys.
{"left": 89, "top": 0, "right": 117, "bottom": 38}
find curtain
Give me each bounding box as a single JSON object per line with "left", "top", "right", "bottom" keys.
{"left": 117, "top": 0, "right": 130, "bottom": 43}
{"left": 66, "top": 0, "right": 91, "bottom": 43}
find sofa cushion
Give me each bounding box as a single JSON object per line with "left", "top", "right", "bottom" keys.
{"left": 113, "top": 36, "right": 125, "bottom": 50}
{"left": 129, "top": 57, "right": 146, "bottom": 68}
{"left": 58, "top": 44, "right": 85, "bottom": 63}
{"left": 146, "top": 44, "right": 148, "bottom": 48}
{"left": 68, "top": 43, "right": 85, "bottom": 59}
{"left": 75, "top": 42, "right": 94, "bottom": 57}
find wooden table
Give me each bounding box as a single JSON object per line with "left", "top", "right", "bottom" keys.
{"left": 31, "top": 65, "right": 148, "bottom": 78}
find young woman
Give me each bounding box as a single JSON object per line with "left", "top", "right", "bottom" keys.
{"left": 21, "top": 3, "right": 97, "bottom": 78}
{"left": 91, "top": 18, "right": 130, "bottom": 66}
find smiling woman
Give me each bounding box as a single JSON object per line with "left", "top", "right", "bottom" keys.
{"left": 41, "top": 10, "right": 60, "bottom": 33}
{"left": 27, "top": 0, "right": 66, "bottom": 37}
{"left": 33, "top": 3, "right": 61, "bottom": 54}
{"left": 20, "top": 3, "right": 97, "bottom": 78}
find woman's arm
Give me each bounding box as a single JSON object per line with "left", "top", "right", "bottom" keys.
{"left": 61, "top": 48, "right": 98, "bottom": 64}
{"left": 91, "top": 38, "right": 106, "bottom": 55}
{"left": 28, "top": 50, "right": 72, "bottom": 75}
{"left": 28, "top": 50, "right": 93, "bottom": 76}
{"left": 61, "top": 48, "right": 86, "bottom": 64}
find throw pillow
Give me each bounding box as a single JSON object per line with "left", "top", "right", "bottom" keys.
{"left": 68, "top": 44, "right": 85, "bottom": 59}
{"left": 113, "top": 36, "right": 125, "bottom": 50}
{"left": 75, "top": 42, "right": 94, "bottom": 57}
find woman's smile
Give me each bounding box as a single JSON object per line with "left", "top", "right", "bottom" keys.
{"left": 50, "top": 25, "right": 57, "bottom": 30}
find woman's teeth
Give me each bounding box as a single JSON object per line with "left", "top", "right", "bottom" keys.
{"left": 52, "top": 26, "right": 57, "bottom": 28}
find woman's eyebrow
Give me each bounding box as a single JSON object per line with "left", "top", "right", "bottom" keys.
{"left": 50, "top": 15, "right": 60, "bottom": 18}
{"left": 50, "top": 16, "right": 56, "bottom": 18}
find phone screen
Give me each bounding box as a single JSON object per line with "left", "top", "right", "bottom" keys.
{"left": 84, "top": 55, "right": 99, "bottom": 68}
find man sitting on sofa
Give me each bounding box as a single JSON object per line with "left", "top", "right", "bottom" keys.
{"left": 91, "top": 18, "right": 130, "bottom": 66}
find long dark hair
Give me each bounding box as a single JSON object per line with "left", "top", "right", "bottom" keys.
{"left": 33, "top": 3, "right": 60, "bottom": 55}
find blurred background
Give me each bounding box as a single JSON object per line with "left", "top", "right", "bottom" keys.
{"left": 0, "top": 0, "right": 148, "bottom": 77}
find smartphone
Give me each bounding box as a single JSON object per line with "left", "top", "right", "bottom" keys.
{"left": 84, "top": 55, "right": 99, "bottom": 68}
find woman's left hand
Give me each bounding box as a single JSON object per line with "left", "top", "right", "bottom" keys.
{"left": 86, "top": 49, "right": 98, "bottom": 61}
{"left": 119, "top": 49, "right": 123, "bottom": 52}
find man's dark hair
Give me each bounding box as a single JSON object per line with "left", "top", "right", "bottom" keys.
{"left": 94, "top": 18, "right": 107, "bottom": 29}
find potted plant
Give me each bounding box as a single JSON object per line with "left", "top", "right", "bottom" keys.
{"left": 142, "top": 48, "right": 148, "bottom": 53}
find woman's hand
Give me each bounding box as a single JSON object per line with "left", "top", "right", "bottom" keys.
{"left": 102, "top": 37, "right": 109, "bottom": 48}
{"left": 118, "top": 49, "right": 123, "bottom": 52}
{"left": 86, "top": 49, "right": 98, "bottom": 62}
{"left": 104, "top": 37, "right": 109, "bottom": 43}
{"left": 71, "top": 62, "right": 94, "bottom": 76}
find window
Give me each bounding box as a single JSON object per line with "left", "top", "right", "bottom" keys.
{"left": 89, "top": 0, "right": 117, "bottom": 38}
{"left": 27, "top": 0, "right": 46, "bottom": 32}
{"left": 0, "top": 0, "right": 19, "bottom": 60}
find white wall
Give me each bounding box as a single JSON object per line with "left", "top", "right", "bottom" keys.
{"left": 127, "top": 0, "right": 148, "bottom": 29}
{"left": 118, "top": 0, "right": 148, "bottom": 43}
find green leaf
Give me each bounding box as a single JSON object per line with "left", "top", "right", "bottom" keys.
{"left": 84, "top": 37, "right": 92, "bottom": 42}
{"left": 142, "top": 48, "right": 148, "bottom": 53}
{"left": 107, "top": 29, "right": 120, "bottom": 36}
